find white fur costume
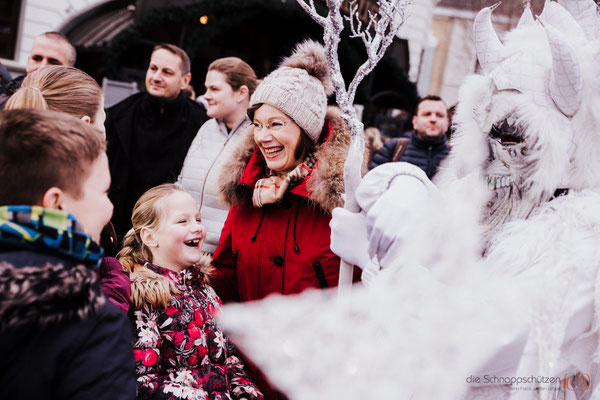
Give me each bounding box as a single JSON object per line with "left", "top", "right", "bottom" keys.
{"left": 219, "top": 1, "right": 600, "bottom": 399}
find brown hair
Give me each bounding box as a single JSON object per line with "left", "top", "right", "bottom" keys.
{"left": 208, "top": 57, "right": 258, "bottom": 95}
{"left": 40, "top": 32, "right": 77, "bottom": 66}
{"left": 0, "top": 109, "right": 106, "bottom": 205}
{"left": 153, "top": 43, "right": 191, "bottom": 75}
{"left": 6, "top": 66, "right": 102, "bottom": 123}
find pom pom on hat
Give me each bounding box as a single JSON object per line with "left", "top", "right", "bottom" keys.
{"left": 280, "top": 40, "right": 334, "bottom": 96}
{"left": 250, "top": 40, "right": 332, "bottom": 143}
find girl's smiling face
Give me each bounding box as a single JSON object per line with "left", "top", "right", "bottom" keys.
{"left": 145, "top": 191, "right": 206, "bottom": 272}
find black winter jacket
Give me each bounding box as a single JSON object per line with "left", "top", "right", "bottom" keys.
{"left": 369, "top": 133, "right": 449, "bottom": 179}
{"left": 0, "top": 250, "right": 136, "bottom": 400}
{"left": 105, "top": 91, "right": 208, "bottom": 240}
{"left": 0, "top": 74, "right": 25, "bottom": 110}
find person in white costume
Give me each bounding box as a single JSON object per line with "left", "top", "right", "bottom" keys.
{"left": 218, "top": 1, "right": 600, "bottom": 399}
{"left": 178, "top": 57, "right": 258, "bottom": 253}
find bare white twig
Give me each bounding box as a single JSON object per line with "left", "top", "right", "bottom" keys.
{"left": 296, "top": 0, "right": 411, "bottom": 294}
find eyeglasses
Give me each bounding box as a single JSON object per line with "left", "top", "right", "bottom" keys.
{"left": 252, "top": 119, "right": 292, "bottom": 132}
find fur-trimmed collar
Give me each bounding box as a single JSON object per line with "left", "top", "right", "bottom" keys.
{"left": 218, "top": 107, "right": 367, "bottom": 213}
{"left": 130, "top": 253, "right": 213, "bottom": 309}
{"left": 0, "top": 250, "right": 105, "bottom": 333}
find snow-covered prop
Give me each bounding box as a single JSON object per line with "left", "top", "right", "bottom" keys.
{"left": 295, "top": 0, "right": 410, "bottom": 291}
{"left": 221, "top": 1, "right": 600, "bottom": 399}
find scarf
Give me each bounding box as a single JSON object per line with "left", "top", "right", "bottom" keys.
{"left": 0, "top": 205, "right": 103, "bottom": 269}
{"left": 252, "top": 152, "right": 318, "bottom": 208}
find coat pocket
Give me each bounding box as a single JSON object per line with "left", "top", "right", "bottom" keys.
{"left": 312, "top": 261, "right": 329, "bottom": 289}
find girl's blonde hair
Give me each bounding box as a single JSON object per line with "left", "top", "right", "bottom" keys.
{"left": 117, "top": 183, "right": 211, "bottom": 308}
{"left": 117, "top": 183, "right": 188, "bottom": 272}
{"left": 6, "top": 66, "right": 102, "bottom": 122}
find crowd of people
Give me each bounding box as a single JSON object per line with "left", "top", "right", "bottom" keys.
{"left": 4, "top": 1, "right": 599, "bottom": 398}
{"left": 0, "top": 30, "right": 370, "bottom": 400}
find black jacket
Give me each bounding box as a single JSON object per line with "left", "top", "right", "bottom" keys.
{"left": 0, "top": 74, "right": 25, "bottom": 110}
{"left": 0, "top": 249, "right": 136, "bottom": 400}
{"left": 105, "top": 91, "right": 208, "bottom": 240}
{"left": 369, "top": 133, "right": 449, "bottom": 179}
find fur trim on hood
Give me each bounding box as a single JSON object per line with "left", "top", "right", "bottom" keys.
{"left": 130, "top": 253, "right": 213, "bottom": 309}
{"left": 218, "top": 107, "right": 368, "bottom": 213}
{"left": 0, "top": 254, "right": 105, "bottom": 333}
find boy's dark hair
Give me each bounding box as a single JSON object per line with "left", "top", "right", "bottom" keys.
{"left": 415, "top": 95, "right": 447, "bottom": 115}
{"left": 0, "top": 109, "right": 106, "bottom": 205}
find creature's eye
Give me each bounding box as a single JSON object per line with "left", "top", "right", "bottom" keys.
{"left": 490, "top": 119, "right": 523, "bottom": 146}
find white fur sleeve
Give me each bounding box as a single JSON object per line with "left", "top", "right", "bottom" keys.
{"left": 355, "top": 162, "right": 437, "bottom": 213}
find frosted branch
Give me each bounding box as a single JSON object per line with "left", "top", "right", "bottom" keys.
{"left": 294, "top": 0, "right": 411, "bottom": 293}
{"left": 296, "top": 0, "right": 328, "bottom": 26}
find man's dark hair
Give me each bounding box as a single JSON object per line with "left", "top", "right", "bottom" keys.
{"left": 153, "top": 43, "right": 191, "bottom": 75}
{"left": 0, "top": 109, "right": 105, "bottom": 205}
{"left": 415, "top": 95, "right": 447, "bottom": 115}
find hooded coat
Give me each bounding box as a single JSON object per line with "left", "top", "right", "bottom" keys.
{"left": 210, "top": 108, "right": 361, "bottom": 303}
{"left": 0, "top": 250, "right": 136, "bottom": 400}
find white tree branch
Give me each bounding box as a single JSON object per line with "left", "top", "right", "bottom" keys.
{"left": 296, "top": 0, "right": 328, "bottom": 26}
{"left": 295, "top": 0, "right": 411, "bottom": 293}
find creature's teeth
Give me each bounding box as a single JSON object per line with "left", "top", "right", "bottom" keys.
{"left": 488, "top": 176, "right": 496, "bottom": 190}
{"left": 503, "top": 177, "right": 510, "bottom": 187}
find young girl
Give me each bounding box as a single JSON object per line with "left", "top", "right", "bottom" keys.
{"left": 118, "top": 183, "right": 262, "bottom": 400}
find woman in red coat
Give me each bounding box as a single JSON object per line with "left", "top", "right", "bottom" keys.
{"left": 211, "top": 40, "right": 357, "bottom": 302}
{"left": 210, "top": 40, "right": 361, "bottom": 399}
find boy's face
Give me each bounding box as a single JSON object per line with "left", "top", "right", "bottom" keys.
{"left": 60, "top": 152, "right": 113, "bottom": 243}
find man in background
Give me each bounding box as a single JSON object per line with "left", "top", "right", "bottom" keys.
{"left": 105, "top": 43, "right": 208, "bottom": 241}
{"left": 369, "top": 95, "right": 450, "bottom": 179}
{"left": 0, "top": 32, "right": 76, "bottom": 109}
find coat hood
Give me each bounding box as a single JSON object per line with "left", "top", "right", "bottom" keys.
{"left": 218, "top": 107, "right": 367, "bottom": 213}
{"left": 0, "top": 251, "right": 105, "bottom": 333}
{"left": 130, "top": 253, "right": 213, "bottom": 309}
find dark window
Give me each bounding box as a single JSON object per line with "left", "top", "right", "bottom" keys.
{"left": 0, "top": 0, "right": 22, "bottom": 59}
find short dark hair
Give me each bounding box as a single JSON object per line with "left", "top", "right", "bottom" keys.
{"left": 40, "top": 32, "right": 76, "bottom": 66}
{"left": 153, "top": 43, "right": 191, "bottom": 75}
{"left": 0, "top": 109, "right": 106, "bottom": 205}
{"left": 415, "top": 95, "right": 447, "bottom": 115}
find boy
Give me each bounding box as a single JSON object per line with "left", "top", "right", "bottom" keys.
{"left": 0, "top": 109, "right": 135, "bottom": 399}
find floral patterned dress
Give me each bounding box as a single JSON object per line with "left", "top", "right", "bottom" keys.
{"left": 131, "top": 262, "right": 262, "bottom": 400}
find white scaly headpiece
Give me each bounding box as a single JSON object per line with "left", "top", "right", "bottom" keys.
{"left": 517, "top": 1, "right": 535, "bottom": 28}
{"left": 539, "top": 0, "right": 587, "bottom": 41}
{"left": 542, "top": 20, "right": 583, "bottom": 117}
{"left": 473, "top": 2, "right": 583, "bottom": 117}
{"left": 557, "top": 0, "right": 600, "bottom": 40}
{"left": 473, "top": 2, "right": 504, "bottom": 75}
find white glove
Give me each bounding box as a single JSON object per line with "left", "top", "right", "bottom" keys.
{"left": 329, "top": 207, "right": 371, "bottom": 270}
{"left": 365, "top": 174, "right": 429, "bottom": 267}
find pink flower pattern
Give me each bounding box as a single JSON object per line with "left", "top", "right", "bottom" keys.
{"left": 131, "top": 263, "right": 262, "bottom": 400}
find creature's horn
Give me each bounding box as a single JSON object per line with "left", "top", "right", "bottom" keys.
{"left": 543, "top": 21, "right": 583, "bottom": 117}
{"left": 473, "top": 3, "right": 504, "bottom": 75}
{"left": 517, "top": 1, "right": 534, "bottom": 28}
{"left": 557, "top": 0, "right": 599, "bottom": 40}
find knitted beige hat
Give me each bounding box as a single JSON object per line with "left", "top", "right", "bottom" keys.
{"left": 250, "top": 40, "right": 333, "bottom": 143}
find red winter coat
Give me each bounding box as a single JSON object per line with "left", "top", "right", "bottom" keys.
{"left": 210, "top": 108, "right": 364, "bottom": 400}
{"left": 211, "top": 109, "right": 361, "bottom": 303}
